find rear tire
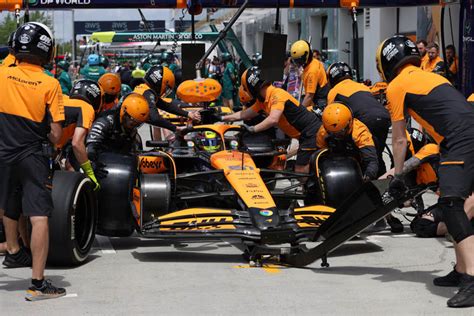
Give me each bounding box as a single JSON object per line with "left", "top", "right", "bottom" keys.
{"left": 48, "top": 171, "right": 97, "bottom": 266}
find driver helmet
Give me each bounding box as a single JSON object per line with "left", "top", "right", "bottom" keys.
{"left": 200, "top": 131, "right": 221, "bottom": 153}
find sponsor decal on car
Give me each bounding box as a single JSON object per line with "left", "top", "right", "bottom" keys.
{"left": 259, "top": 210, "right": 273, "bottom": 217}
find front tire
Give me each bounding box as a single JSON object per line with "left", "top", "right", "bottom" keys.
{"left": 48, "top": 171, "right": 97, "bottom": 266}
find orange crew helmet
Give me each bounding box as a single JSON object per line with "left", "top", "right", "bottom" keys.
{"left": 322, "top": 103, "right": 353, "bottom": 136}
{"left": 99, "top": 73, "right": 122, "bottom": 96}
{"left": 239, "top": 85, "right": 254, "bottom": 107}
{"left": 120, "top": 93, "right": 150, "bottom": 129}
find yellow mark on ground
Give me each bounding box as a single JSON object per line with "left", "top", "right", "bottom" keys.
{"left": 233, "top": 264, "right": 282, "bottom": 274}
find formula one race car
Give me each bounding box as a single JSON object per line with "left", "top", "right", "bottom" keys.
{"left": 48, "top": 121, "right": 375, "bottom": 266}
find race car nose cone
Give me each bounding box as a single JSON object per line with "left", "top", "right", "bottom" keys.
{"left": 248, "top": 207, "right": 280, "bottom": 230}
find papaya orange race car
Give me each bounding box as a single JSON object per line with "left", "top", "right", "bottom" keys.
{"left": 50, "top": 121, "right": 375, "bottom": 266}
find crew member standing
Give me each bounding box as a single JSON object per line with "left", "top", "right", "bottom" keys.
{"left": 377, "top": 35, "right": 474, "bottom": 308}
{"left": 290, "top": 40, "right": 329, "bottom": 110}
{"left": 421, "top": 43, "right": 445, "bottom": 74}
{"left": 0, "top": 22, "right": 66, "bottom": 301}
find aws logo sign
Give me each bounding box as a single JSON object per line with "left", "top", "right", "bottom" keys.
{"left": 30, "top": 0, "right": 91, "bottom": 6}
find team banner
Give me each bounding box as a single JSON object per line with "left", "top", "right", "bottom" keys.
{"left": 25, "top": 0, "right": 440, "bottom": 9}
{"left": 75, "top": 20, "right": 165, "bottom": 35}
{"left": 91, "top": 32, "right": 219, "bottom": 43}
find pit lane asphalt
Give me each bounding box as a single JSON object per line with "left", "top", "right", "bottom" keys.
{"left": 0, "top": 130, "right": 470, "bottom": 315}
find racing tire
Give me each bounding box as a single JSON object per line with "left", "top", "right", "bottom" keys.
{"left": 48, "top": 171, "right": 97, "bottom": 266}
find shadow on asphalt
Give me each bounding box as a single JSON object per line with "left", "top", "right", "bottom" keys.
{"left": 312, "top": 266, "right": 455, "bottom": 299}
{"left": 107, "top": 236, "right": 233, "bottom": 251}
{"left": 107, "top": 236, "right": 175, "bottom": 250}
{"left": 329, "top": 241, "right": 384, "bottom": 258}
{"left": 131, "top": 251, "right": 245, "bottom": 264}
{"left": 45, "top": 254, "right": 100, "bottom": 270}
{"left": 0, "top": 273, "right": 71, "bottom": 292}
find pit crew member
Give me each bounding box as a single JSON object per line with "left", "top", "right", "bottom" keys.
{"left": 290, "top": 40, "right": 329, "bottom": 110}
{"left": 377, "top": 35, "right": 474, "bottom": 308}
{"left": 0, "top": 22, "right": 66, "bottom": 300}
{"left": 222, "top": 66, "right": 321, "bottom": 174}
{"left": 99, "top": 73, "right": 122, "bottom": 111}
{"left": 326, "top": 62, "right": 391, "bottom": 176}
{"left": 316, "top": 103, "right": 378, "bottom": 181}
{"left": 57, "top": 79, "right": 104, "bottom": 190}
{"left": 86, "top": 93, "right": 150, "bottom": 162}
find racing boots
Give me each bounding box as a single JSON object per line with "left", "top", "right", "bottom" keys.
{"left": 2, "top": 246, "right": 32, "bottom": 268}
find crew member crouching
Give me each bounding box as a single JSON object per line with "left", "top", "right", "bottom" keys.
{"left": 316, "top": 103, "right": 378, "bottom": 181}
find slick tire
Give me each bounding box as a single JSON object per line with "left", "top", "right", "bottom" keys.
{"left": 48, "top": 171, "right": 97, "bottom": 266}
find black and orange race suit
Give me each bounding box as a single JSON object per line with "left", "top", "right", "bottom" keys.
{"left": 328, "top": 78, "right": 391, "bottom": 175}
{"left": 414, "top": 143, "right": 440, "bottom": 187}
{"left": 57, "top": 96, "right": 95, "bottom": 149}
{"left": 86, "top": 109, "right": 141, "bottom": 161}
{"left": 316, "top": 118, "right": 378, "bottom": 180}
{"left": 0, "top": 62, "right": 64, "bottom": 219}
{"left": 1, "top": 53, "right": 16, "bottom": 68}
{"left": 302, "top": 58, "right": 329, "bottom": 108}
{"left": 386, "top": 65, "right": 474, "bottom": 198}
{"left": 249, "top": 85, "right": 321, "bottom": 165}
{"left": 134, "top": 83, "right": 188, "bottom": 132}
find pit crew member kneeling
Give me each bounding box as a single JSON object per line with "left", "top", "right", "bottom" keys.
{"left": 316, "top": 103, "right": 378, "bottom": 182}
{"left": 222, "top": 66, "right": 321, "bottom": 174}
{"left": 86, "top": 93, "right": 150, "bottom": 169}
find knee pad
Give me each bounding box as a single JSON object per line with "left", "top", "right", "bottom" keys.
{"left": 410, "top": 217, "right": 439, "bottom": 238}
{"left": 439, "top": 197, "right": 474, "bottom": 243}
